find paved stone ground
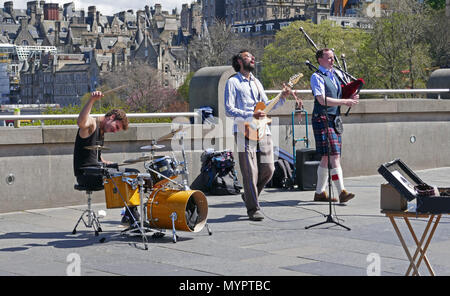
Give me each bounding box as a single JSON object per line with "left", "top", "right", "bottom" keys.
{"left": 0, "top": 167, "right": 449, "bottom": 277}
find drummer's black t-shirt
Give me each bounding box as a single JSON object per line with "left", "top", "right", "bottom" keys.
{"left": 73, "top": 127, "right": 103, "bottom": 177}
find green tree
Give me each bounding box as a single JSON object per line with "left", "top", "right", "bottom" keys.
{"left": 262, "top": 20, "right": 369, "bottom": 90}
{"left": 365, "top": 0, "right": 433, "bottom": 89}
{"left": 423, "top": 9, "right": 450, "bottom": 68}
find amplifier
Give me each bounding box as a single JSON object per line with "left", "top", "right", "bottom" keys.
{"left": 296, "top": 148, "right": 320, "bottom": 191}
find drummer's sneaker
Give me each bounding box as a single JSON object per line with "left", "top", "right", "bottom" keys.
{"left": 120, "top": 206, "right": 140, "bottom": 227}
{"left": 339, "top": 190, "right": 355, "bottom": 203}
{"left": 314, "top": 191, "right": 337, "bottom": 202}
{"left": 120, "top": 215, "right": 131, "bottom": 227}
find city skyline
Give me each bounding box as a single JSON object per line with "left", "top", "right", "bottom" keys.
{"left": 12, "top": 0, "right": 188, "bottom": 16}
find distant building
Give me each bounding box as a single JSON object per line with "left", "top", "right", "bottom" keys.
{"left": 180, "top": 1, "right": 203, "bottom": 36}
{"left": 19, "top": 52, "right": 99, "bottom": 106}
{"left": 0, "top": 63, "right": 10, "bottom": 104}
{"left": 0, "top": 1, "right": 194, "bottom": 105}
{"left": 233, "top": 15, "right": 307, "bottom": 48}
{"left": 203, "top": 0, "right": 226, "bottom": 26}
{"left": 329, "top": 0, "right": 381, "bottom": 29}
{"left": 224, "top": 0, "right": 308, "bottom": 26}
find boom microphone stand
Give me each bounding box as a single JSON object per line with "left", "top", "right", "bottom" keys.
{"left": 305, "top": 79, "right": 350, "bottom": 231}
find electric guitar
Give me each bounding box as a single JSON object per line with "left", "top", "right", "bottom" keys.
{"left": 239, "top": 73, "right": 303, "bottom": 141}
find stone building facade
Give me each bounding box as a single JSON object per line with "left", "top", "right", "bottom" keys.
{"left": 0, "top": 1, "right": 197, "bottom": 106}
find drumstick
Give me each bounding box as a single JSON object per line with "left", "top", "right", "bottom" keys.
{"left": 102, "top": 85, "right": 126, "bottom": 95}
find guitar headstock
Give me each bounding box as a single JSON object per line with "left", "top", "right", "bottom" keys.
{"left": 287, "top": 73, "right": 303, "bottom": 88}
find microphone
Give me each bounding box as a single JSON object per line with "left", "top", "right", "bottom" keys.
{"left": 305, "top": 60, "right": 318, "bottom": 72}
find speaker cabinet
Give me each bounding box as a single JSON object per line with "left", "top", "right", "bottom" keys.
{"left": 296, "top": 148, "right": 321, "bottom": 191}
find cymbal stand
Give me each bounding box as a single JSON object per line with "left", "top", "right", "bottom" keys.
{"left": 149, "top": 139, "right": 157, "bottom": 159}
{"left": 117, "top": 173, "right": 153, "bottom": 251}
{"left": 177, "top": 132, "right": 190, "bottom": 191}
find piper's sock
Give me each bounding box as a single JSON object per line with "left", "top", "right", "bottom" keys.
{"left": 315, "top": 165, "right": 328, "bottom": 194}
{"left": 331, "top": 167, "right": 345, "bottom": 193}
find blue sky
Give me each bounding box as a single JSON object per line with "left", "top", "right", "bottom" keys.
{"left": 11, "top": 1, "right": 189, "bottom": 16}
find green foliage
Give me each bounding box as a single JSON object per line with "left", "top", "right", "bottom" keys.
{"left": 262, "top": 4, "right": 438, "bottom": 94}
{"left": 262, "top": 20, "right": 370, "bottom": 90}
{"left": 41, "top": 99, "right": 172, "bottom": 126}
{"left": 361, "top": 7, "right": 432, "bottom": 90}
{"left": 426, "top": 0, "right": 446, "bottom": 10}
{"left": 177, "top": 72, "right": 195, "bottom": 101}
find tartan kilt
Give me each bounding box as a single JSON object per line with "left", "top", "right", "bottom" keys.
{"left": 312, "top": 114, "right": 342, "bottom": 156}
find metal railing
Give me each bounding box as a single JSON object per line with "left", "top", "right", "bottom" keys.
{"left": 266, "top": 88, "right": 450, "bottom": 99}
{"left": 0, "top": 111, "right": 202, "bottom": 124}
{"left": 0, "top": 88, "right": 449, "bottom": 124}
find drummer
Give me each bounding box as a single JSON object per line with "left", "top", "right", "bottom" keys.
{"left": 73, "top": 90, "right": 139, "bottom": 227}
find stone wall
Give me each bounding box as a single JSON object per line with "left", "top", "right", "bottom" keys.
{"left": 1, "top": 66, "right": 449, "bottom": 213}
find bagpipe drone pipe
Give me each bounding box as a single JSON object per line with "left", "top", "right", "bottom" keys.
{"left": 300, "top": 27, "right": 365, "bottom": 116}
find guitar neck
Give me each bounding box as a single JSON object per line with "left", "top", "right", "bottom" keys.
{"left": 264, "top": 92, "right": 283, "bottom": 114}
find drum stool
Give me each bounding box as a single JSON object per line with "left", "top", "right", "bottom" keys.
{"left": 72, "top": 184, "right": 104, "bottom": 236}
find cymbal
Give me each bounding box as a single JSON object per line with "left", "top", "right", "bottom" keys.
{"left": 158, "top": 126, "right": 190, "bottom": 141}
{"left": 140, "top": 144, "right": 165, "bottom": 150}
{"left": 84, "top": 145, "right": 110, "bottom": 151}
{"left": 123, "top": 155, "right": 151, "bottom": 164}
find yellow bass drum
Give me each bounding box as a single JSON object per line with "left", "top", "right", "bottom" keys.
{"left": 147, "top": 189, "right": 208, "bottom": 232}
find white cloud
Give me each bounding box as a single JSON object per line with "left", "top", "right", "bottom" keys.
{"left": 9, "top": 0, "right": 192, "bottom": 16}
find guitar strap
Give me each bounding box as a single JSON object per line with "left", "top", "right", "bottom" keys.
{"left": 252, "top": 77, "right": 264, "bottom": 103}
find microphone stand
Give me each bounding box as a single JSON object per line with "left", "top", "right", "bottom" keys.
{"left": 305, "top": 91, "right": 350, "bottom": 231}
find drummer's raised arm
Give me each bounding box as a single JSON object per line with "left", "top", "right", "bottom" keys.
{"left": 78, "top": 91, "right": 104, "bottom": 137}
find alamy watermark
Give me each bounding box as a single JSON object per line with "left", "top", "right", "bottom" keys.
{"left": 170, "top": 115, "right": 281, "bottom": 164}
{"left": 66, "top": 253, "right": 81, "bottom": 276}
{"left": 366, "top": 253, "right": 381, "bottom": 276}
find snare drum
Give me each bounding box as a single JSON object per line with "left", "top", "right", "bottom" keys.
{"left": 148, "top": 156, "right": 178, "bottom": 187}
{"left": 147, "top": 189, "right": 208, "bottom": 232}
{"left": 103, "top": 172, "right": 141, "bottom": 209}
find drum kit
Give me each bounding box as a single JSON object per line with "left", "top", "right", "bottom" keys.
{"left": 83, "top": 126, "right": 211, "bottom": 250}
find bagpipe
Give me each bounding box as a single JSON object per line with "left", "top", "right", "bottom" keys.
{"left": 299, "top": 27, "right": 365, "bottom": 116}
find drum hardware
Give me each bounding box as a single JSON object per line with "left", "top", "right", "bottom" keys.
{"left": 84, "top": 145, "right": 109, "bottom": 171}
{"left": 144, "top": 163, "right": 184, "bottom": 190}
{"left": 110, "top": 172, "right": 153, "bottom": 251}
{"left": 140, "top": 139, "right": 163, "bottom": 160}
{"left": 140, "top": 144, "right": 165, "bottom": 151}
{"left": 170, "top": 212, "right": 179, "bottom": 243}
{"left": 178, "top": 131, "right": 190, "bottom": 191}
{"left": 101, "top": 169, "right": 151, "bottom": 249}
{"left": 84, "top": 145, "right": 110, "bottom": 151}
{"left": 123, "top": 155, "right": 151, "bottom": 164}
{"left": 162, "top": 127, "right": 190, "bottom": 190}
